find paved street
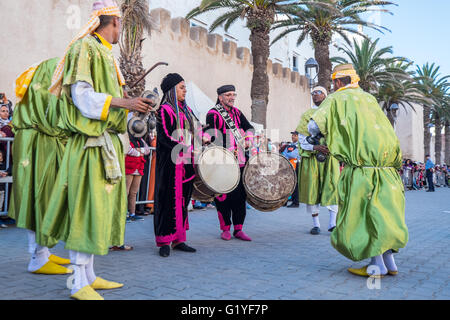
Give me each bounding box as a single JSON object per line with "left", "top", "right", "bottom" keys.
{"left": 0, "top": 188, "right": 449, "bottom": 300}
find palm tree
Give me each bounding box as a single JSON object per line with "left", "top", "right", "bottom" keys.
{"left": 444, "top": 95, "right": 450, "bottom": 164}
{"left": 332, "top": 38, "right": 407, "bottom": 94}
{"left": 377, "top": 78, "right": 430, "bottom": 127}
{"left": 186, "top": 0, "right": 316, "bottom": 127}
{"left": 331, "top": 38, "right": 427, "bottom": 127}
{"left": 272, "top": 0, "right": 395, "bottom": 91}
{"left": 415, "top": 63, "right": 450, "bottom": 162}
{"left": 430, "top": 90, "right": 450, "bottom": 165}
{"left": 119, "top": 0, "right": 157, "bottom": 98}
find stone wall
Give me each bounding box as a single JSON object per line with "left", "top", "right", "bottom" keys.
{"left": 0, "top": 1, "right": 311, "bottom": 141}
{"left": 0, "top": 0, "right": 427, "bottom": 148}
{"left": 138, "top": 8, "right": 311, "bottom": 141}
{"left": 394, "top": 103, "right": 425, "bottom": 162}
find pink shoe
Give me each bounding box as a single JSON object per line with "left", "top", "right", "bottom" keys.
{"left": 221, "top": 231, "right": 231, "bottom": 241}
{"left": 234, "top": 231, "right": 252, "bottom": 241}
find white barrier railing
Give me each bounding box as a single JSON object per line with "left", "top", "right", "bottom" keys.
{"left": 0, "top": 137, "right": 13, "bottom": 216}
{"left": 135, "top": 147, "right": 156, "bottom": 206}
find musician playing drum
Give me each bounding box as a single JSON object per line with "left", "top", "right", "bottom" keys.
{"left": 205, "top": 85, "right": 255, "bottom": 242}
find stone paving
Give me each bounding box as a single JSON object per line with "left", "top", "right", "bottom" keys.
{"left": 0, "top": 187, "right": 449, "bottom": 300}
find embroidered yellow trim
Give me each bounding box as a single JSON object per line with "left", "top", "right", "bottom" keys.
{"left": 94, "top": 32, "right": 112, "bottom": 50}
{"left": 101, "top": 95, "right": 112, "bottom": 121}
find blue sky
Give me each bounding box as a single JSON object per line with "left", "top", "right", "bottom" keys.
{"left": 365, "top": 0, "right": 450, "bottom": 77}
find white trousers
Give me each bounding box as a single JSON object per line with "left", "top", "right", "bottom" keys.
{"left": 306, "top": 204, "right": 338, "bottom": 215}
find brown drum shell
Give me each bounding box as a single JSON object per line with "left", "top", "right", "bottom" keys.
{"left": 246, "top": 196, "right": 290, "bottom": 213}
{"left": 243, "top": 152, "right": 296, "bottom": 212}
{"left": 192, "top": 178, "right": 220, "bottom": 203}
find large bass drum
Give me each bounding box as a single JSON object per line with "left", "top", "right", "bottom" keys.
{"left": 243, "top": 152, "right": 297, "bottom": 212}
{"left": 192, "top": 146, "right": 240, "bottom": 202}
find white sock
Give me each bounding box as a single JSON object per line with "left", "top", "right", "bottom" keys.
{"left": 27, "top": 231, "right": 49, "bottom": 272}
{"left": 27, "top": 245, "right": 49, "bottom": 272}
{"left": 327, "top": 205, "right": 338, "bottom": 230}
{"left": 312, "top": 215, "right": 320, "bottom": 228}
{"left": 85, "top": 255, "right": 97, "bottom": 284}
{"left": 69, "top": 251, "right": 92, "bottom": 295}
{"left": 369, "top": 255, "right": 388, "bottom": 275}
{"left": 382, "top": 250, "right": 398, "bottom": 272}
{"left": 71, "top": 265, "right": 90, "bottom": 295}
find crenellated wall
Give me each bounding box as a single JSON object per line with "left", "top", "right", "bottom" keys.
{"left": 0, "top": 0, "right": 428, "bottom": 151}
{"left": 139, "top": 8, "right": 311, "bottom": 141}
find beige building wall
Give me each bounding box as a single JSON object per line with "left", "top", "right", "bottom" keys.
{"left": 0, "top": 0, "right": 426, "bottom": 149}
{"left": 0, "top": 1, "right": 310, "bottom": 142}
{"left": 394, "top": 103, "right": 424, "bottom": 162}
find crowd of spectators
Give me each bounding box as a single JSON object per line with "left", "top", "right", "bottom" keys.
{"left": 0, "top": 93, "right": 14, "bottom": 228}
{"left": 400, "top": 157, "right": 449, "bottom": 191}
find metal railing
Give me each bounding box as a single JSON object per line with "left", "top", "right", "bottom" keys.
{"left": 0, "top": 137, "right": 13, "bottom": 216}
{"left": 135, "top": 147, "right": 156, "bottom": 206}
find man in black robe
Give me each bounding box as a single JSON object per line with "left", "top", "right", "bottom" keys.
{"left": 205, "top": 85, "right": 255, "bottom": 241}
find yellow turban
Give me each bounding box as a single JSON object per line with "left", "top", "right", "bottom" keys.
{"left": 49, "top": 1, "right": 125, "bottom": 96}
{"left": 332, "top": 64, "right": 360, "bottom": 86}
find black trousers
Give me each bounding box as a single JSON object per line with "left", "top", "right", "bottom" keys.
{"left": 290, "top": 165, "right": 300, "bottom": 205}
{"left": 214, "top": 168, "right": 247, "bottom": 231}
{"left": 426, "top": 169, "right": 435, "bottom": 191}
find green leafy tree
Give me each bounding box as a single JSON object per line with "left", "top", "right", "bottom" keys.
{"left": 272, "top": 0, "right": 395, "bottom": 91}
{"left": 119, "top": 0, "right": 157, "bottom": 97}
{"left": 415, "top": 63, "right": 450, "bottom": 162}
{"left": 186, "top": 0, "right": 317, "bottom": 127}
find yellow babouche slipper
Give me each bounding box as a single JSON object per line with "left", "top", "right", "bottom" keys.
{"left": 348, "top": 265, "right": 386, "bottom": 278}
{"left": 90, "top": 277, "right": 124, "bottom": 290}
{"left": 71, "top": 286, "right": 104, "bottom": 300}
{"left": 48, "top": 254, "right": 71, "bottom": 265}
{"left": 388, "top": 270, "right": 398, "bottom": 276}
{"left": 32, "top": 261, "right": 73, "bottom": 275}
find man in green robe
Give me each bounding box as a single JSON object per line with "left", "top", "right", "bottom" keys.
{"left": 296, "top": 86, "right": 340, "bottom": 235}
{"left": 40, "top": 0, "right": 153, "bottom": 300}
{"left": 9, "top": 59, "right": 73, "bottom": 275}
{"left": 309, "top": 64, "right": 409, "bottom": 278}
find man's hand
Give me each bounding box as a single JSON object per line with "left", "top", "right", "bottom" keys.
{"left": 111, "top": 97, "right": 154, "bottom": 113}
{"left": 202, "top": 137, "right": 211, "bottom": 145}
{"left": 313, "top": 145, "right": 330, "bottom": 155}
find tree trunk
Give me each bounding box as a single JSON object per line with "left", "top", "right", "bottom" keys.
{"left": 248, "top": 14, "right": 273, "bottom": 128}
{"left": 315, "top": 41, "right": 332, "bottom": 92}
{"left": 120, "top": 51, "right": 146, "bottom": 99}
{"left": 445, "top": 120, "right": 450, "bottom": 165}
{"left": 423, "top": 105, "right": 431, "bottom": 162}
{"left": 435, "top": 113, "right": 442, "bottom": 165}
{"left": 386, "top": 107, "right": 396, "bottom": 128}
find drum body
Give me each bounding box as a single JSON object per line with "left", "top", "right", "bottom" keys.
{"left": 192, "top": 146, "right": 240, "bottom": 202}
{"left": 243, "top": 152, "right": 296, "bottom": 212}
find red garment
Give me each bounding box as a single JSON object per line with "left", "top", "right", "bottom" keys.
{"left": 125, "top": 140, "right": 147, "bottom": 176}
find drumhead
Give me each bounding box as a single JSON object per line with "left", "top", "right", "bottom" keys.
{"left": 197, "top": 146, "right": 240, "bottom": 194}
{"left": 243, "top": 152, "right": 296, "bottom": 203}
